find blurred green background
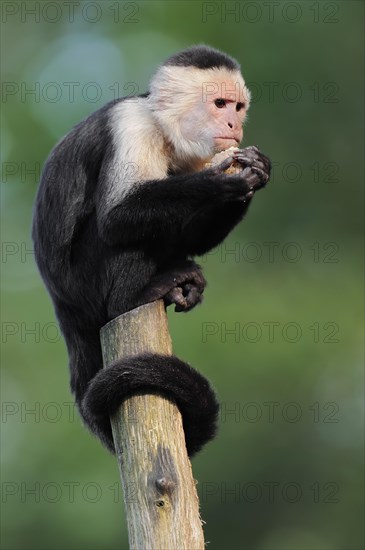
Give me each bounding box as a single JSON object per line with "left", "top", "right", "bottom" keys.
{"left": 1, "top": 1, "right": 364, "bottom": 549}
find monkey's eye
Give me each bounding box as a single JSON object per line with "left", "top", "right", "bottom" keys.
{"left": 236, "top": 102, "right": 245, "bottom": 112}
{"left": 214, "top": 98, "right": 226, "bottom": 108}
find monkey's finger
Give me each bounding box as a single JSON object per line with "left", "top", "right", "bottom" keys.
{"left": 183, "top": 284, "right": 203, "bottom": 311}
{"left": 232, "top": 153, "right": 255, "bottom": 167}
{"left": 227, "top": 172, "right": 256, "bottom": 202}
{"left": 216, "top": 156, "right": 236, "bottom": 173}
{"left": 233, "top": 149, "right": 268, "bottom": 171}
{"left": 241, "top": 145, "right": 270, "bottom": 167}
{"left": 251, "top": 166, "right": 270, "bottom": 186}
{"left": 165, "top": 287, "right": 188, "bottom": 311}
{"left": 234, "top": 148, "right": 257, "bottom": 159}
{"left": 172, "top": 268, "right": 206, "bottom": 292}
{"left": 188, "top": 270, "right": 206, "bottom": 293}
{"left": 255, "top": 150, "right": 271, "bottom": 174}
{"left": 239, "top": 145, "right": 260, "bottom": 157}
{"left": 239, "top": 163, "right": 269, "bottom": 189}
{"left": 233, "top": 154, "right": 267, "bottom": 173}
{"left": 240, "top": 169, "right": 261, "bottom": 193}
{"left": 244, "top": 158, "right": 270, "bottom": 181}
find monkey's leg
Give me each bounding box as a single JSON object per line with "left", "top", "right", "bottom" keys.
{"left": 138, "top": 260, "right": 206, "bottom": 312}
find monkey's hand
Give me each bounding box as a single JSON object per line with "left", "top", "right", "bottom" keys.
{"left": 233, "top": 145, "right": 271, "bottom": 190}
{"left": 221, "top": 146, "right": 270, "bottom": 189}
{"left": 212, "top": 145, "right": 271, "bottom": 201}
{"left": 138, "top": 261, "right": 206, "bottom": 312}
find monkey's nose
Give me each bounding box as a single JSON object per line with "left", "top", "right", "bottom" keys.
{"left": 228, "top": 122, "right": 233, "bottom": 128}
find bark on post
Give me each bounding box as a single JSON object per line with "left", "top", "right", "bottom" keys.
{"left": 100, "top": 299, "right": 205, "bottom": 550}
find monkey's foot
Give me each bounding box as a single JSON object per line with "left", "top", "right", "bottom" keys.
{"left": 164, "top": 282, "right": 203, "bottom": 312}
{"left": 138, "top": 261, "right": 206, "bottom": 313}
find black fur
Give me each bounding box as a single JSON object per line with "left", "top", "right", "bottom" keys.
{"left": 164, "top": 44, "right": 240, "bottom": 71}
{"left": 32, "top": 46, "right": 270, "bottom": 456}
{"left": 82, "top": 353, "right": 219, "bottom": 457}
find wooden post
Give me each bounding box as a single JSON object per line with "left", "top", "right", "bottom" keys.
{"left": 100, "top": 300, "right": 205, "bottom": 550}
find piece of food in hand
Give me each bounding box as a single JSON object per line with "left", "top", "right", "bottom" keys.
{"left": 205, "top": 146, "right": 241, "bottom": 174}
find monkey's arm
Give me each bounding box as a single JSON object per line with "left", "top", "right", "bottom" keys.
{"left": 96, "top": 148, "right": 270, "bottom": 256}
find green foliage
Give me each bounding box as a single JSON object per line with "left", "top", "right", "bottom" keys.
{"left": 1, "top": 2, "right": 363, "bottom": 549}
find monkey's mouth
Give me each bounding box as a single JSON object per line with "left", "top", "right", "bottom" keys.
{"left": 215, "top": 137, "right": 240, "bottom": 143}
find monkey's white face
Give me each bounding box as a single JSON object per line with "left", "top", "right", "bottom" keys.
{"left": 180, "top": 74, "right": 248, "bottom": 152}
{"left": 149, "top": 65, "right": 250, "bottom": 162}
{"left": 207, "top": 90, "right": 246, "bottom": 152}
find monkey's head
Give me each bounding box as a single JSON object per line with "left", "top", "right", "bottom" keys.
{"left": 148, "top": 45, "right": 251, "bottom": 163}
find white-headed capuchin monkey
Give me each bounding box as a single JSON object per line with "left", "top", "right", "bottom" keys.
{"left": 32, "top": 45, "right": 271, "bottom": 456}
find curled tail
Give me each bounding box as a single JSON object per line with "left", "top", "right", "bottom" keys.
{"left": 82, "top": 353, "right": 219, "bottom": 457}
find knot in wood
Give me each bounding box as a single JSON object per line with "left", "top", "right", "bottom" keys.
{"left": 155, "top": 477, "right": 175, "bottom": 496}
